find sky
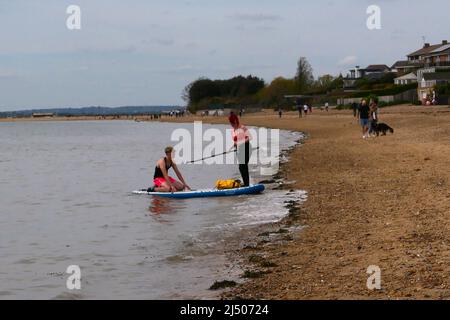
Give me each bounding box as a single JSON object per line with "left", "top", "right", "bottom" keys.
{"left": 1, "top": 0, "right": 450, "bottom": 111}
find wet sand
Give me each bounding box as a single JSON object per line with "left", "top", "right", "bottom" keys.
{"left": 4, "top": 105, "right": 449, "bottom": 299}
{"left": 162, "top": 105, "right": 450, "bottom": 300}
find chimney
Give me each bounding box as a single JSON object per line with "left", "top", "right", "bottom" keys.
{"left": 443, "top": 40, "right": 448, "bottom": 45}
{"left": 424, "top": 43, "right": 430, "bottom": 48}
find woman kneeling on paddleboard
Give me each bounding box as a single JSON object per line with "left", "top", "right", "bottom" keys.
{"left": 229, "top": 112, "right": 252, "bottom": 187}
{"left": 148, "top": 146, "right": 191, "bottom": 193}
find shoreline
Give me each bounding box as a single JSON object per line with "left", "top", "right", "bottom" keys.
{"left": 3, "top": 105, "right": 449, "bottom": 299}
{"left": 156, "top": 105, "right": 449, "bottom": 300}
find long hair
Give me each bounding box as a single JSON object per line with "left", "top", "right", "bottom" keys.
{"left": 228, "top": 112, "right": 240, "bottom": 126}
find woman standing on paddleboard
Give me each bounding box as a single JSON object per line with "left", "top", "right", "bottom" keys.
{"left": 229, "top": 112, "right": 252, "bottom": 187}
{"left": 148, "top": 146, "right": 191, "bottom": 193}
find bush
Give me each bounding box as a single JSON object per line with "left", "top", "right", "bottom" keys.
{"left": 347, "top": 83, "right": 417, "bottom": 98}
{"left": 378, "top": 100, "right": 409, "bottom": 108}
{"left": 335, "top": 104, "right": 352, "bottom": 110}
{"left": 435, "top": 83, "right": 450, "bottom": 95}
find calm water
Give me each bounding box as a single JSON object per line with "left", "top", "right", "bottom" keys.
{"left": 0, "top": 120, "right": 305, "bottom": 299}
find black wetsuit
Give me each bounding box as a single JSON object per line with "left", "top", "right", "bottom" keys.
{"left": 154, "top": 157, "right": 172, "bottom": 179}
{"left": 237, "top": 141, "right": 252, "bottom": 187}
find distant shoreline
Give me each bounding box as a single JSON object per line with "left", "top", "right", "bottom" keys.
{"left": 0, "top": 115, "right": 168, "bottom": 122}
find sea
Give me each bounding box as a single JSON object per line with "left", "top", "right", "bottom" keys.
{"left": 0, "top": 120, "right": 306, "bottom": 299}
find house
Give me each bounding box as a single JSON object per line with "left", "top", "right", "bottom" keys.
{"left": 418, "top": 72, "right": 450, "bottom": 101}
{"left": 391, "top": 60, "right": 422, "bottom": 76}
{"left": 390, "top": 40, "right": 450, "bottom": 101}
{"left": 365, "top": 64, "right": 390, "bottom": 74}
{"left": 394, "top": 72, "right": 417, "bottom": 85}
{"left": 390, "top": 41, "right": 448, "bottom": 76}
{"left": 424, "top": 41, "right": 450, "bottom": 66}
{"left": 407, "top": 41, "right": 450, "bottom": 76}
{"left": 407, "top": 42, "right": 444, "bottom": 63}
{"left": 32, "top": 113, "right": 54, "bottom": 118}
{"left": 343, "top": 64, "right": 391, "bottom": 90}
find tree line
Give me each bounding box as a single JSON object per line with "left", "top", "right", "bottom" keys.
{"left": 183, "top": 57, "right": 344, "bottom": 111}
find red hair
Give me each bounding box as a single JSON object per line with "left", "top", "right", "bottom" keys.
{"left": 228, "top": 113, "right": 240, "bottom": 126}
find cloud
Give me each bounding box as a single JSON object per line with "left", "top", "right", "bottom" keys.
{"left": 229, "top": 13, "right": 282, "bottom": 22}
{"left": 338, "top": 55, "right": 358, "bottom": 66}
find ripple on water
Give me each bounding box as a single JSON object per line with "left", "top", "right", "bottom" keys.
{"left": 15, "top": 258, "right": 37, "bottom": 265}
{"left": 165, "top": 255, "right": 194, "bottom": 264}
{"left": 0, "top": 291, "right": 13, "bottom": 297}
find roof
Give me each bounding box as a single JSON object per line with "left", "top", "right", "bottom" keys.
{"left": 430, "top": 43, "right": 450, "bottom": 53}
{"left": 366, "top": 73, "right": 388, "bottom": 80}
{"left": 365, "top": 64, "right": 390, "bottom": 71}
{"left": 422, "top": 72, "right": 450, "bottom": 81}
{"left": 391, "top": 60, "right": 419, "bottom": 69}
{"left": 394, "top": 72, "right": 417, "bottom": 80}
{"left": 408, "top": 43, "right": 443, "bottom": 57}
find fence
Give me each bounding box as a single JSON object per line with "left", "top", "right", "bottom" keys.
{"left": 337, "top": 89, "right": 418, "bottom": 105}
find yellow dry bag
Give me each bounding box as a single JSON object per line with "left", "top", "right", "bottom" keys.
{"left": 215, "top": 179, "right": 242, "bottom": 190}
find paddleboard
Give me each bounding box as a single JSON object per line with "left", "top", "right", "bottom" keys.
{"left": 133, "top": 184, "right": 265, "bottom": 199}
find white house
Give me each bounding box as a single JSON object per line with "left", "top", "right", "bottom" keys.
{"left": 394, "top": 72, "right": 417, "bottom": 85}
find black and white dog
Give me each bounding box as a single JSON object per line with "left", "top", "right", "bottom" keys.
{"left": 374, "top": 123, "right": 394, "bottom": 136}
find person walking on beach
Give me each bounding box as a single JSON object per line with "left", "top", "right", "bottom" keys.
{"left": 352, "top": 102, "right": 358, "bottom": 118}
{"left": 325, "top": 102, "right": 329, "bottom": 112}
{"left": 147, "top": 146, "right": 191, "bottom": 193}
{"left": 303, "top": 104, "right": 308, "bottom": 116}
{"left": 359, "top": 99, "right": 370, "bottom": 139}
{"left": 296, "top": 98, "right": 303, "bottom": 118}
{"left": 229, "top": 113, "right": 252, "bottom": 187}
{"left": 278, "top": 107, "right": 283, "bottom": 118}
{"left": 368, "top": 98, "right": 379, "bottom": 137}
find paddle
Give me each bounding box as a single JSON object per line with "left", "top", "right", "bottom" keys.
{"left": 185, "top": 146, "right": 260, "bottom": 164}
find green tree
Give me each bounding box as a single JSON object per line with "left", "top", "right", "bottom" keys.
{"left": 182, "top": 75, "right": 265, "bottom": 108}
{"left": 257, "top": 77, "right": 297, "bottom": 107}
{"left": 314, "top": 74, "right": 335, "bottom": 93}
{"left": 295, "top": 57, "right": 314, "bottom": 93}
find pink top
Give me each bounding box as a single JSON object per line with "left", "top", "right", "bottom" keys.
{"left": 231, "top": 125, "right": 251, "bottom": 146}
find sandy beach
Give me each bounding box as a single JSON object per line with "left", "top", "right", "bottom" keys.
{"left": 3, "top": 105, "right": 449, "bottom": 299}
{"left": 156, "top": 104, "right": 450, "bottom": 300}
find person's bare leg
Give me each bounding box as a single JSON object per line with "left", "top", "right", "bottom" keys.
{"left": 154, "top": 182, "right": 171, "bottom": 193}
{"left": 172, "top": 181, "right": 185, "bottom": 191}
